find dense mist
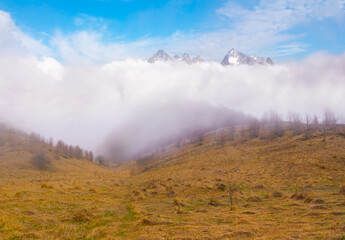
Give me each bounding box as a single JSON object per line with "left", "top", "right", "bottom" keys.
{"left": 0, "top": 51, "right": 345, "bottom": 159}
{"left": 100, "top": 101, "right": 251, "bottom": 161}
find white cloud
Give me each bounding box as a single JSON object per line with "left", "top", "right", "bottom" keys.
{"left": 0, "top": 10, "right": 50, "bottom": 56}
{"left": 210, "top": 0, "right": 345, "bottom": 57}
{"left": 73, "top": 14, "right": 108, "bottom": 31}
{"left": 36, "top": 57, "right": 64, "bottom": 80}
{"left": 50, "top": 30, "right": 164, "bottom": 63}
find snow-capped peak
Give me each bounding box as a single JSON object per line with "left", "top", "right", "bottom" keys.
{"left": 148, "top": 50, "right": 204, "bottom": 64}
{"left": 221, "top": 49, "right": 274, "bottom": 66}
{"left": 147, "top": 50, "right": 173, "bottom": 63}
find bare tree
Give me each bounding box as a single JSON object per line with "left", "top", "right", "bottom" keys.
{"left": 268, "top": 111, "right": 284, "bottom": 137}
{"left": 229, "top": 126, "right": 236, "bottom": 141}
{"left": 55, "top": 140, "right": 65, "bottom": 156}
{"left": 289, "top": 112, "right": 303, "bottom": 135}
{"left": 75, "top": 145, "right": 83, "bottom": 159}
{"left": 323, "top": 110, "right": 337, "bottom": 127}
{"left": 312, "top": 115, "right": 319, "bottom": 130}
{"left": 248, "top": 118, "right": 260, "bottom": 138}
{"left": 197, "top": 132, "right": 204, "bottom": 146}
{"left": 88, "top": 151, "right": 94, "bottom": 161}
{"left": 218, "top": 130, "right": 226, "bottom": 146}
{"left": 48, "top": 137, "right": 54, "bottom": 152}
{"left": 304, "top": 114, "right": 311, "bottom": 140}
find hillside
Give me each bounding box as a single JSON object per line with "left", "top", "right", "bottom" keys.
{"left": 0, "top": 125, "right": 345, "bottom": 239}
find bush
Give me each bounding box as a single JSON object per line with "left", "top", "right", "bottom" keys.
{"left": 95, "top": 155, "right": 107, "bottom": 166}
{"left": 30, "top": 153, "right": 51, "bottom": 170}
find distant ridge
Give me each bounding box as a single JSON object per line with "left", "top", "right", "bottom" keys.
{"left": 148, "top": 50, "right": 204, "bottom": 64}
{"left": 148, "top": 49, "right": 274, "bottom": 66}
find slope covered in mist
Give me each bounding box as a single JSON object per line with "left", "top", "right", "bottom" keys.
{"left": 100, "top": 101, "right": 252, "bottom": 161}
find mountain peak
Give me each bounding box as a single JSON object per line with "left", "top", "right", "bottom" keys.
{"left": 221, "top": 49, "right": 274, "bottom": 66}
{"left": 148, "top": 50, "right": 173, "bottom": 63}
{"left": 156, "top": 49, "right": 166, "bottom": 56}
{"left": 229, "top": 48, "right": 239, "bottom": 53}
{"left": 148, "top": 50, "right": 203, "bottom": 64}
{"left": 192, "top": 56, "right": 204, "bottom": 63}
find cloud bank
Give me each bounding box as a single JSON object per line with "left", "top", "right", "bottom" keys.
{"left": 1, "top": 52, "right": 344, "bottom": 153}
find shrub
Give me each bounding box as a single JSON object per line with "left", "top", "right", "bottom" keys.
{"left": 95, "top": 155, "right": 107, "bottom": 166}
{"left": 30, "top": 153, "right": 51, "bottom": 170}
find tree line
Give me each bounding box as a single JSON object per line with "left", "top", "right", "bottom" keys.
{"left": 170, "top": 110, "right": 345, "bottom": 149}
{"left": 0, "top": 123, "right": 94, "bottom": 161}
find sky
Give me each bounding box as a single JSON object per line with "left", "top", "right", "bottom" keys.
{"left": 0, "top": 0, "right": 344, "bottom": 63}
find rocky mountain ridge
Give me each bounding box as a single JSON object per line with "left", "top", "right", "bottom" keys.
{"left": 148, "top": 48, "right": 274, "bottom": 66}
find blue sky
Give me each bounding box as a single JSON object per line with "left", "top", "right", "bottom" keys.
{"left": 0, "top": 0, "right": 344, "bottom": 62}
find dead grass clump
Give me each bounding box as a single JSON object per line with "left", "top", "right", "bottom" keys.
{"left": 146, "top": 180, "right": 159, "bottom": 189}
{"left": 304, "top": 196, "right": 313, "bottom": 203}
{"left": 291, "top": 192, "right": 307, "bottom": 200}
{"left": 140, "top": 218, "right": 158, "bottom": 226}
{"left": 22, "top": 210, "right": 35, "bottom": 215}
{"left": 311, "top": 199, "right": 325, "bottom": 204}
{"left": 173, "top": 199, "right": 185, "bottom": 207}
{"left": 88, "top": 226, "right": 107, "bottom": 239}
{"left": 231, "top": 231, "right": 253, "bottom": 238}
{"left": 196, "top": 209, "right": 208, "bottom": 213}
{"left": 208, "top": 198, "right": 222, "bottom": 206}
{"left": 309, "top": 205, "right": 327, "bottom": 210}
{"left": 272, "top": 192, "right": 283, "bottom": 197}
{"left": 71, "top": 209, "right": 94, "bottom": 223}
{"left": 332, "top": 212, "right": 345, "bottom": 216}
{"left": 247, "top": 196, "right": 261, "bottom": 202}
{"left": 254, "top": 184, "right": 265, "bottom": 189}
{"left": 132, "top": 190, "right": 140, "bottom": 196}
{"left": 14, "top": 191, "right": 29, "bottom": 197}
{"left": 242, "top": 211, "right": 255, "bottom": 215}
{"left": 41, "top": 183, "right": 53, "bottom": 189}
{"left": 339, "top": 186, "right": 345, "bottom": 195}
{"left": 167, "top": 190, "right": 175, "bottom": 197}
{"left": 21, "top": 232, "right": 39, "bottom": 239}
{"left": 215, "top": 183, "right": 226, "bottom": 191}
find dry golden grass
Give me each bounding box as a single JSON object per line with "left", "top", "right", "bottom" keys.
{"left": 1, "top": 130, "right": 345, "bottom": 239}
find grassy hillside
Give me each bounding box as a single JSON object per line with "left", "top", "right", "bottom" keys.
{"left": 0, "top": 126, "right": 345, "bottom": 239}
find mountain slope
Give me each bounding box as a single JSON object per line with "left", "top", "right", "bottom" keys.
{"left": 1, "top": 123, "right": 345, "bottom": 239}
{"left": 0, "top": 123, "right": 102, "bottom": 176}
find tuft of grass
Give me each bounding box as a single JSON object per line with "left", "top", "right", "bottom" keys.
{"left": 41, "top": 183, "right": 53, "bottom": 189}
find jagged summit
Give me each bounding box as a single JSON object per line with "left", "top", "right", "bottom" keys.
{"left": 148, "top": 50, "right": 173, "bottom": 63}
{"left": 221, "top": 48, "right": 274, "bottom": 66}
{"left": 148, "top": 50, "right": 204, "bottom": 64}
